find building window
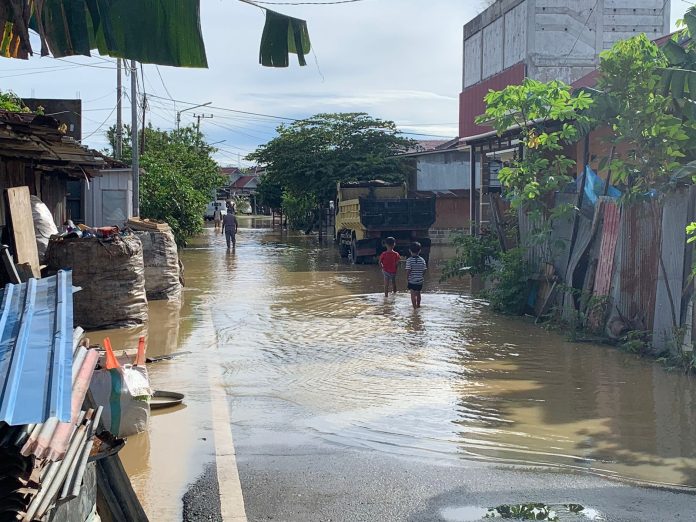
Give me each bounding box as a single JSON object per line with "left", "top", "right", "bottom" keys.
{"left": 66, "top": 180, "right": 83, "bottom": 223}
{"left": 102, "top": 189, "right": 128, "bottom": 225}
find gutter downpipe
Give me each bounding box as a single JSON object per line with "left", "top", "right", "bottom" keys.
{"left": 469, "top": 146, "right": 476, "bottom": 235}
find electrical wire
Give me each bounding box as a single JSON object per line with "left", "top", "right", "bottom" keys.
{"left": 146, "top": 93, "right": 298, "bottom": 121}
{"left": 242, "top": 0, "right": 366, "bottom": 5}
{"left": 81, "top": 104, "right": 118, "bottom": 141}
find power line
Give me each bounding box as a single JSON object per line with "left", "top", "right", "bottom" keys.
{"left": 243, "top": 0, "right": 366, "bottom": 4}
{"left": 146, "top": 93, "right": 297, "bottom": 121}
{"left": 82, "top": 104, "right": 118, "bottom": 141}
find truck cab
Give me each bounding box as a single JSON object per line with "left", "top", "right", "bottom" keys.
{"left": 334, "top": 180, "right": 435, "bottom": 264}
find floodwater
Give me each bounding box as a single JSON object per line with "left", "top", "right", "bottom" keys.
{"left": 117, "top": 217, "right": 696, "bottom": 519}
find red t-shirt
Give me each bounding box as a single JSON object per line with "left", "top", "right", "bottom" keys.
{"left": 379, "top": 250, "right": 400, "bottom": 274}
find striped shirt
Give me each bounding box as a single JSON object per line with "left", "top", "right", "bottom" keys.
{"left": 405, "top": 255, "right": 427, "bottom": 284}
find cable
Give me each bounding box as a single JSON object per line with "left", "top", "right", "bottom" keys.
{"left": 146, "top": 93, "right": 298, "bottom": 121}
{"left": 243, "top": 0, "right": 366, "bottom": 5}
{"left": 82, "top": 104, "right": 118, "bottom": 141}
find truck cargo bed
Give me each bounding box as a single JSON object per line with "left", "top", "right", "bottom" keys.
{"left": 359, "top": 198, "right": 435, "bottom": 230}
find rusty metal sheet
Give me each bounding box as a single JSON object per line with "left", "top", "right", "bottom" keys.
{"left": 608, "top": 201, "right": 660, "bottom": 333}
{"left": 593, "top": 200, "right": 621, "bottom": 296}
{"left": 653, "top": 190, "right": 690, "bottom": 351}
{"left": 518, "top": 209, "right": 546, "bottom": 275}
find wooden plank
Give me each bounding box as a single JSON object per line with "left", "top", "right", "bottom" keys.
{"left": 5, "top": 186, "right": 40, "bottom": 278}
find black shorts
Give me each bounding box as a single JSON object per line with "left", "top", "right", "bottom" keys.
{"left": 407, "top": 282, "right": 423, "bottom": 292}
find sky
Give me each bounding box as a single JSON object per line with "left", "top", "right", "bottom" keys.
{"left": 0, "top": 0, "right": 690, "bottom": 166}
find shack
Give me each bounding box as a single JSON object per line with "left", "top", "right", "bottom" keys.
{"left": 0, "top": 110, "right": 105, "bottom": 227}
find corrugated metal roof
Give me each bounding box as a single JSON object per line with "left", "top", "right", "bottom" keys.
{"left": 0, "top": 272, "right": 73, "bottom": 426}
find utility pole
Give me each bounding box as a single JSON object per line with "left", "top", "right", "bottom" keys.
{"left": 177, "top": 101, "right": 211, "bottom": 131}
{"left": 140, "top": 92, "right": 147, "bottom": 155}
{"left": 131, "top": 60, "right": 140, "bottom": 217}
{"left": 193, "top": 113, "right": 213, "bottom": 133}
{"left": 115, "top": 58, "right": 122, "bottom": 160}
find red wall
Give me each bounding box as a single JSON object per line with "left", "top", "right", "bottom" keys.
{"left": 433, "top": 196, "right": 470, "bottom": 229}
{"left": 459, "top": 62, "right": 526, "bottom": 139}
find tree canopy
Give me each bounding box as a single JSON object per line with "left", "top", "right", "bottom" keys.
{"left": 107, "top": 124, "right": 224, "bottom": 245}
{"left": 247, "top": 112, "right": 416, "bottom": 224}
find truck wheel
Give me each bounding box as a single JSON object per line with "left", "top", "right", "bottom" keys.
{"left": 339, "top": 244, "right": 350, "bottom": 258}
{"left": 350, "top": 240, "right": 362, "bottom": 264}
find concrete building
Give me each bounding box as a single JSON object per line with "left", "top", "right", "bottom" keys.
{"left": 460, "top": 0, "right": 671, "bottom": 137}
{"left": 403, "top": 141, "right": 476, "bottom": 244}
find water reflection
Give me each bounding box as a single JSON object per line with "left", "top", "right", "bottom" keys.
{"left": 215, "top": 222, "right": 696, "bottom": 489}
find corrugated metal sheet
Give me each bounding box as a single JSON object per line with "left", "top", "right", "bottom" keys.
{"left": 609, "top": 201, "right": 660, "bottom": 332}
{"left": 518, "top": 208, "right": 547, "bottom": 275}
{"left": 593, "top": 200, "right": 621, "bottom": 296}
{"left": 0, "top": 272, "right": 73, "bottom": 426}
{"left": 653, "top": 190, "right": 690, "bottom": 350}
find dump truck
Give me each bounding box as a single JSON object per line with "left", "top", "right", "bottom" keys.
{"left": 335, "top": 180, "right": 435, "bottom": 264}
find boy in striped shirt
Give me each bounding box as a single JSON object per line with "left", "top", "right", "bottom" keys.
{"left": 405, "top": 242, "right": 427, "bottom": 308}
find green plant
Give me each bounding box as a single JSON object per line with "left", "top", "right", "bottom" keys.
{"left": 475, "top": 79, "right": 592, "bottom": 213}
{"left": 0, "top": 91, "right": 29, "bottom": 112}
{"left": 281, "top": 192, "right": 316, "bottom": 230}
{"left": 107, "top": 124, "right": 224, "bottom": 245}
{"left": 440, "top": 232, "right": 500, "bottom": 281}
{"left": 483, "top": 248, "right": 530, "bottom": 315}
{"left": 619, "top": 330, "right": 653, "bottom": 355}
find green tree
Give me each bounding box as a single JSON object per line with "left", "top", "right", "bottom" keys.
{"left": 107, "top": 124, "right": 224, "bottom": 245}
{"left": 247, "top": 112, "right": 415, "bottom": 228}
{"left": 475, "top": 79, "right": 593, "bottom": 212}
{"left": 593, "top": 34, "right": 696, "bottom": 198}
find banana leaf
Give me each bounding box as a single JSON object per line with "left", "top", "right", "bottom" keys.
{"left": 0, "top": 0, "right": 32, "bottom": 59}
{"left": 260, "top": 9, "right": 310, "bottom": 68}
{"left": 26, "top": 0, "right": 207, "bottom": 67}
{"left": 89, "top": 0, "right": 208, "bottom": 68}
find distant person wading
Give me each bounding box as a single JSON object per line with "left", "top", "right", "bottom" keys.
{"left": 222, "top": 211, "right": 239, "bottom": 250}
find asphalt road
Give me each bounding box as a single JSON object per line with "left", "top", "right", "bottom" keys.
{"left": 235, "top": 433, "right": 695, "bottom": 522}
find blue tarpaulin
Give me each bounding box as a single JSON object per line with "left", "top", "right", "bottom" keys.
{"left": 580, "top": 165, "right": 621, "bottom": 205}
{"left": 0, "top": 272, "right": 73, "bottom": 426}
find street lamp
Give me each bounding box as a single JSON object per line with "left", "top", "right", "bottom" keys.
{"left": 176, "top": 101, "right": 211, "bottom": 130}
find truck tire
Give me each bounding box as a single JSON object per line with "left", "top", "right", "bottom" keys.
{"left": 350, "top": 240, "right": 362, "bottom": 264}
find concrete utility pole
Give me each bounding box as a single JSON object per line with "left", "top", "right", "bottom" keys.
{"left": 131, "top": 60, "right": 140, "bottom": 217}
{"left": 193, "top": 113, "right": 213, "bottom": 133}
{"left": 115, "top": 58, "right": 122, "bottom": 160}
{"left": 177, "top": 101, "right": 211, "bottom": 130}
{"left": 140, "top": 92, "right": 147, "bottom": 155}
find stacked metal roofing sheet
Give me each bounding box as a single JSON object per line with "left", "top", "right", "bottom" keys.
{"left": 0, "top": 271, "right": 73, "bottom": 426}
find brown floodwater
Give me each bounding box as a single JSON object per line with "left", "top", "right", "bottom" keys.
{"left": 115, "top": 216, "right": 696, "bottom": 519}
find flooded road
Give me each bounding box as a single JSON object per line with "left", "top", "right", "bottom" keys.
{"left": 213, "top": 219, "right": 696, "bottom": 489}
{"left": 119, "top": 217, "right": 696, "bottom": 520}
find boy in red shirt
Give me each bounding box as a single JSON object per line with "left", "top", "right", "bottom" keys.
{"left": 379, "top": 237, "right": 400, "bottom": 297}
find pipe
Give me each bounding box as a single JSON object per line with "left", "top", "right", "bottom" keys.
{"left": 68, "top": 406, "right": 102, "bottom": 500}
{"left": 27, "top": 421, "right": 89, "bottom": 521}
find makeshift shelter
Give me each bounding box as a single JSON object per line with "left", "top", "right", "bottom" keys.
{"left": 0, "top": 110, "right": 105, "bottom": 227}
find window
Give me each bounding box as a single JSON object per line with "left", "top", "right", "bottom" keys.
{"left": 102, "top": 189, "right": 128, "bottom": 225}
{"left": 66, "top": 180, "right": 83, "bottom": 223}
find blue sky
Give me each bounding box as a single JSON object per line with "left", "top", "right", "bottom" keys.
{"left": 0, "top": 0, "right": 689, "bottom": 166}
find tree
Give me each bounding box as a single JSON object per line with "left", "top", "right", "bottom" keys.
{"left": 107, "top": 124, "right": 224, "bottom": 245}
{"left": 593, "top": 34, "right": 696, "bottom": 198}
{"left": 247, "top": 112, "right": 415, "bottom": 228}
{"left": 475, "top": 79, "right": 592, "bottom": 213}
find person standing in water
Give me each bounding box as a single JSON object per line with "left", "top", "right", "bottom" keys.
{"left": 222, "top": 210, "right": 238, "bottom": 250}
{"left": 379, "top": 237, "right": 400, "bottom": 297}
{"left": 213, "top": 207, "right": 222, "bottom": 232}
{"left": 405, "top": 242, "right": 427, "bottom": 308}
